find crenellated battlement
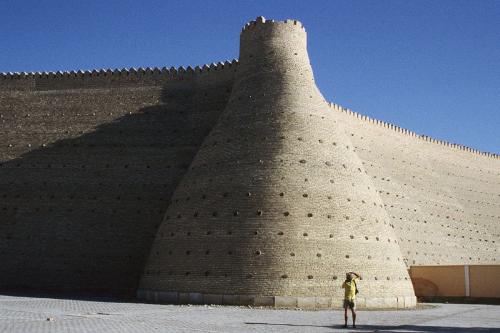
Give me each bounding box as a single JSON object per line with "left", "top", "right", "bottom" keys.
{"left": 328, "top": 102, "right": 500, "bottom": 160}
{"left": 240, "top": 16, "right": 305, "bottom": 34}
{"left": 0, "top": 59, "right": 239, "bottom": 91}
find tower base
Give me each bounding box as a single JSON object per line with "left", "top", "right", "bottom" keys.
{"left": 137, "top": 289, "right": 417, "bottom": 309}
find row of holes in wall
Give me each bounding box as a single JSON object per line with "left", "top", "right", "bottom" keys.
{"left": 404, "top": 249, "right": 497, "bottom": 261}
{"left": 392, "top": 215, "right": 497, "bottom": 243}
{"left": 0, "top": 162, "right": 190, "bottom": 169}
{"left": 1, "top": 143, "right": 198, "bottom": 149}
{"left": 1, "top": 207, "right": 164, "bottom": 215}
{"left": 159, "top": 231, "right": 396, "bottom": 243}
{"left": 388, "top": 203, "right": 499, "bottom": 238}
{"left": 170, "top": 192, "right": 383, "bottom": 208}
{"left": 380, "top": 186, "right": 499, "bottom": 234}
{"left": 0, "top": 182, "right": 173, "bottom": 188}
{"left": 158, "top": 249, "right": 400, "bottom": 261}
{"left": 360, "top": 150, "right": 499, "bottom": 194}
{"left": 355, "top": 133, "right": 500, "bottom": 177}
{"left": 371, "top": 172, "right": 499, "bottom": 207}
{"left": 144, "top": 270, "right": 409, "bottom": 281}
{"left": 165, "top": 211, "right": 386, "bottom": 224}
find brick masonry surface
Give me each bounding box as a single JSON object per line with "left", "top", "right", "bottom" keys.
{"left": 1, "top": 17, "right": 499, "bottom": 307}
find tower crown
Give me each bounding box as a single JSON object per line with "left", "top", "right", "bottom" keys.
{"left": 239, "top": 16, "right": 307, "bottom": 58}
{"left": 240, "top": 16, "right": 305, "bottom": 34}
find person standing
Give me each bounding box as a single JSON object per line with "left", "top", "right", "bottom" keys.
{"left": 342, "top": 271, "right": 362, "bottom": 328}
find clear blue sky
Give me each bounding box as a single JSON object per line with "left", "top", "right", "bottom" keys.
{"left": 1, "top": 0, "right": 499, "bottom": 153}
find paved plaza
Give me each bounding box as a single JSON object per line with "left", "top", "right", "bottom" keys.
{"left": 0, "top": 294, "right": 498, "bottom": 332}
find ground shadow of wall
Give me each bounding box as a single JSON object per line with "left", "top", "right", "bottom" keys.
{"left": 0, "top": 79, "right": 230, "bottom": 295}
{"left": 245, "top": 322, "right": 499, "bottom": 332}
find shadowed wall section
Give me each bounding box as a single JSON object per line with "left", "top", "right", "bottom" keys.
{"left": 0, "top": 64, "right": 236, "bottom": 293}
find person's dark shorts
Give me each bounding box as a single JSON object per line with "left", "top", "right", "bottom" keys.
{"left": 343, "top": 299, "right": 355, "bottom": 309}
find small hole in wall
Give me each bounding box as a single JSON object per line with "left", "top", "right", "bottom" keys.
{"left": 233, "top": 210, "right": 239, "bottom": 216}
{"left": 307, "top": 213, "right": 313, "bottom": 217}
{"left": 279, "top": 192, "right": 284, "bottom": 196}
{"left": 284, "top": 211, "right": 290, "bottom": 216}
{"left": 290, "top": 252, "right": 295, "bottom": 256}
{"left": 308, "top": 275, "right": 314, "bottom": 279}
{"left": 281, "top": 274, "right": 288, "bottom": 278}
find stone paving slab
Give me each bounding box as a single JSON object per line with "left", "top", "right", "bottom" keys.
{"left": 0, "top": 294, "right": 499, "bottom": 332}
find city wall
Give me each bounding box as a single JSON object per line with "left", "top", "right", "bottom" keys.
{"left": 0, "top": 61, "right": 236, "bottom": 293}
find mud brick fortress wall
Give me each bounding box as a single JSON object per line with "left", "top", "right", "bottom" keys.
{"left": 1, "top": 17, "right": 498, "bottom": 307}
{"left": 0, "top": 62, "right": 236, "bottom": 292}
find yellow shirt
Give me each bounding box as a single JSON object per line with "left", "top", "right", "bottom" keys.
{"left": 342, "top": 278, "right": 357, "bottom": 301}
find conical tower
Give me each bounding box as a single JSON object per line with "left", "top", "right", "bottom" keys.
{"left": 138, "top": 17, "right": 416, "bottom": 308}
